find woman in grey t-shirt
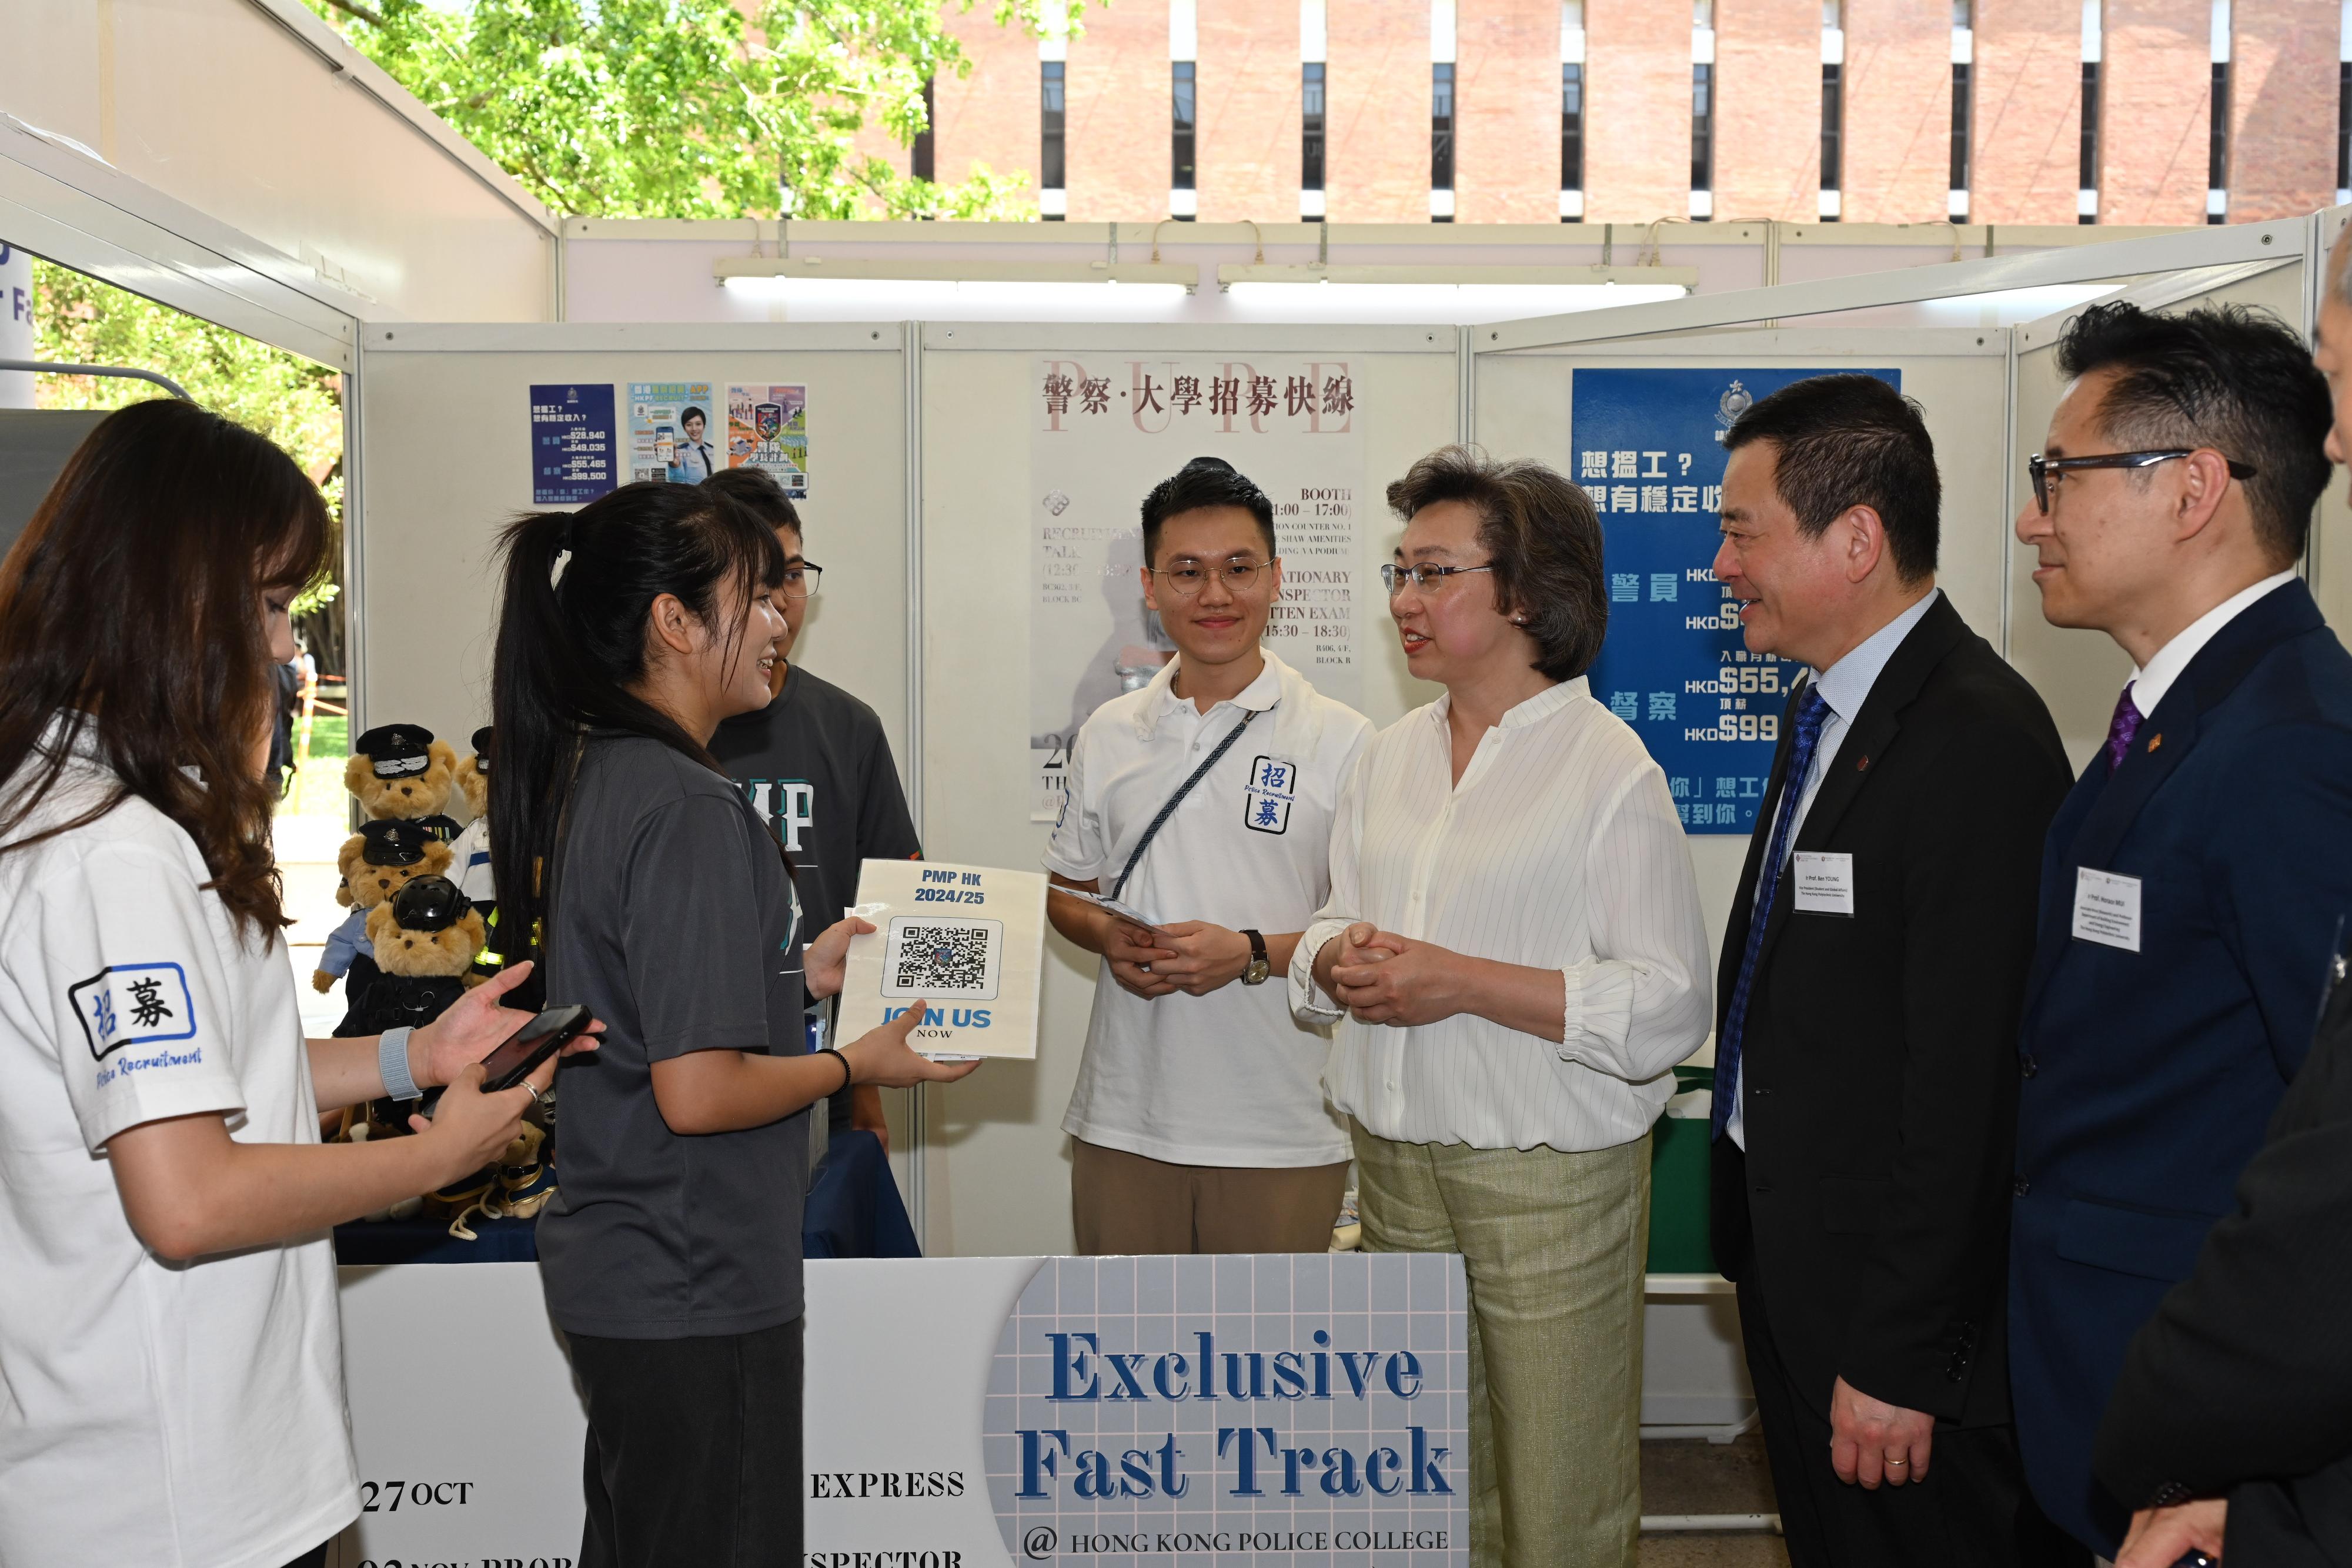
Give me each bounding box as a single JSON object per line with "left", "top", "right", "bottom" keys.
{"left": 487, "top": 481, "right": 978, "bottom": 1567}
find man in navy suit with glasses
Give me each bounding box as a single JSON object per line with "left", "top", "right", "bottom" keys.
{"left": 2009, "top": 300, "right": 2352, "bottom": 1560}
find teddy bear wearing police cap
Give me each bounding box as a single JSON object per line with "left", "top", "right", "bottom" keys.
{"left": 346, "top": 723, "right": 463, "bottom": 844}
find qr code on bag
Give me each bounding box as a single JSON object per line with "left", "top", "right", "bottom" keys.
{"left": 881, "top": 916, "right": 1004, "bottom": 1001}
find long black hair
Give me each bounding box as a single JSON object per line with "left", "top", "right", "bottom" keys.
{"left": 0, "top": 400, "right": 328, "bottom": 941}
{"left": 487, "top": 480, "right": 784, "bottom": 984}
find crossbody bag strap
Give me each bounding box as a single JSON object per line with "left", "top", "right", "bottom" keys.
{"left": 1110, "top": 706, "right": 1262, "bottom": 901}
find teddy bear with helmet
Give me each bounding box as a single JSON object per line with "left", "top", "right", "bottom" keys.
{"left": 320, "top": 818, "right": 453, "bottom": 1032}
{"left": 345, "top": 873, "right": 486, "bottom": 1038}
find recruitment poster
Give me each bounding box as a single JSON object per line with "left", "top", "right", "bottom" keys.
{"left": 626, "top": 379, "right": 719, "bottom": 483}
{"left": 1030, "top": 356, "right": 1364, "bottom": 821}
{"left": 727, "top": 381, "right": 811, "bottom": 497}
{"left": 527, "top": 382, "right": 617, "bottom": 504}
{"left": 1571, "top": 367, "right": 1897, "bottom": 834}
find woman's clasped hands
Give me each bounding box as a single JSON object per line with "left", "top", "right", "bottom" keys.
{"left": 1325, "top": 922, "right": 1469, "bottom": 1028}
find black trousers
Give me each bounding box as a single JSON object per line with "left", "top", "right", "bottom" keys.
{"left": 1735, "top": 1280, "right": 2085, "bottom": 1568}
{"left": 569, "top": 1316, "right": 804, "bottom": 1568}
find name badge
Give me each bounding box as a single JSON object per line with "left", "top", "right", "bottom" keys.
{"left": 2071, "top": 867, "right": 2142, "bottom": 952}
{"left": 1790, "top": 851, "right": 1856, "bottom": 916}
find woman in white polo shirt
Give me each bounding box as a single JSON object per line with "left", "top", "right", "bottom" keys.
{"left": 0, "top": 400, "right": 566, "bottom": 1568}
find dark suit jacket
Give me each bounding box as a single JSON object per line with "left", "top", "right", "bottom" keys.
{"left": 2094, "top": 948, "right": 2352, "bottom": 1566}
{"left": 1710, "top": 593, "right": 2070, "bottom": 1429}
{"left": 2009, "top": 577, "right": 2352, "bottom": 1555}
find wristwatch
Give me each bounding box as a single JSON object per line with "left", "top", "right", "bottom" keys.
{"left": 1240, "top": 929, "right": 1271, "bottom": 985}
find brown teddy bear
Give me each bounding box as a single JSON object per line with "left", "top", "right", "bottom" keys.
{"left": 451, "top": 724, "right": 491, "bottom": 821}
{"left": 346, "top": 722, "right": 463, "bottom": 842}
{"left": 323, "top": 820, "right": 454, "bottom": 1025}
{"left": 348, "top": 874, "right": 486, "bottom": 1038}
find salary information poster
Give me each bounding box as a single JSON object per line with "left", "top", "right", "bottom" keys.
{"left": 1572, "top": 367, "right": 1899, "bottom": 835}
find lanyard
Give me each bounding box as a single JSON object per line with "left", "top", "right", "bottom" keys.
{"left": 1110, "top": 707, "right": 1262, "bottom": 901}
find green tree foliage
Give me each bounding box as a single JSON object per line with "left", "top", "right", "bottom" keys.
{"left": 31, "top": 260, "right": 346, "bottom": 617}
{"left": 303, "top": 0, "right": 1071, "bottom": 220}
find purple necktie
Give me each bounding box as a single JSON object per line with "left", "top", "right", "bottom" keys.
{"left": 2103, "top": 683, "right": 2144, "bottom": 774}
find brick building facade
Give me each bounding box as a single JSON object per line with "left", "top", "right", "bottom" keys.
{"left": 901, "top": 0, "right": 2344, "bottom": 226}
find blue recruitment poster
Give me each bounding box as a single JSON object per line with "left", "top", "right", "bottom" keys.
{"left": 626, "top": 380, "right": 720, "bottom": 483}
{"left": 1572, "top": 367, "right": 1899, "bottom": 834}
{"left": 527, "top": 383, "right": 617, "bottom": 504}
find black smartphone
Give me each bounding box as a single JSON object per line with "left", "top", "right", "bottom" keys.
{"left": 479, "top": 1004, "right": 595, "bottom": 1093}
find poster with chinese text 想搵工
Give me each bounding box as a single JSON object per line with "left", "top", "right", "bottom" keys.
{"left": 1571, "top": 366, "right": 1898, "bottom": 834}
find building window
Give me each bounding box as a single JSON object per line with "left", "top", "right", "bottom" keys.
{"left": 2208, "top": 61, "right": 2229, "bottom": 222}
{"left": 1821, "top": 63, "right": 1843, "bottom": 218}
{"left": 1562, "top": 63, "right": 1585, "bottom": 198}
{"left": 1432, "top": 62, "right": 1456, "bottom": 222}
{"left": 2080, "top": 61, "right": 2100, "bottom": 222}
{"left": 2338, "top": 61, "right": 2351, "bottom": 202}
{"left": 1692, "top": 65, "right": 1715, "bottom": 217}
{"left": 1303, "top": 63, "right": 1326, "bottom": 198}
{"left": 1171, "top": 61, "right": 1198, "bottom": 220}
{"left": 1041, "top": 61, "right": 1065, "bottom": 219}
{"left": 913, "top": 77, "right": 936, "bottom": 187}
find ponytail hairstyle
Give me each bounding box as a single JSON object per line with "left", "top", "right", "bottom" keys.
{"left": 487, "top": 480, "right": 784, "bottom": 984}
{"left": 0, "top": 399, "right": 329, "bottom": 941}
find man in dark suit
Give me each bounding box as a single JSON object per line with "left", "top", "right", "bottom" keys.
{"left": 2086, "top": 232, "right": 2352, "bottom": 1568}
{"left": 1709, "top": 374, "right": 2075, "bottom": 1567}
{"left": 2009, "top": 299, "right": 2352, "bottom": 1559}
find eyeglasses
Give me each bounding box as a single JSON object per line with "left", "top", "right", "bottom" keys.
{"left": 2027, "top": 450, "right": 2259, "bottom": 514}
{"left": 1381, "top": 561, "right": 1496, "bottom": 596}
{"left": 777, "top": 561, "right": 823, "bottom": 600}
{"left": 1150, "top": 558, "right": 1278, "bottom": 596}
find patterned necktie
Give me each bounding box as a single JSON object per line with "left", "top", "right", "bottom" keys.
{"left": 2103, "top": 683, "right": 2144, "bottom": 774}
{"left": 1713, "top": 684, "right": 1833, "bottom": 1142}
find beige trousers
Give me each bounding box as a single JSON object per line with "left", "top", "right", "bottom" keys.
{"left": 1352, "top": 1122, "right": 1652, "bottom": 1568}
{"left": 1070, "top": 1137, "right": 1351, "bottom": 1255}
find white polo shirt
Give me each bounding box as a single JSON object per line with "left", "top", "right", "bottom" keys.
{"left": 1046, "top": 652, "right": 1371, "bottom": 1168}
{"left": 0, "top": 723, "right": 358, "bottom": 1568}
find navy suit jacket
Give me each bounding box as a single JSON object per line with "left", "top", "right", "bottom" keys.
{"left": 2010, "top": 577, "right": 2352, "bottom": 1554}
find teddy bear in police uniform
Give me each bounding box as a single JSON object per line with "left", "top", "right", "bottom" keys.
{"left": 323, "top": 818, "right": 454, "bottom": 1031}
{"left": 346, "top": 722, "right": 463, "bottom": 844}
{"left": 346, "top": 873, "right": 486, "bottom": 1038}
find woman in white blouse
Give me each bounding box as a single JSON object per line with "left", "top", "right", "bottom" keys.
{"left": 1294, "top": 446, "right": 1711, "bottom": 1568}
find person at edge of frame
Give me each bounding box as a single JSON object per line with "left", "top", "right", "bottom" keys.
{"left": 2006, "top": 299, "right": 2352, "bottom": 1559}
{"left": 0, "top": 399, "right": 583, "bottom": 1568}
{"left": 2090, "top": 225, "right": 2352, "bottom": 1568}
{"left": 705, "top": 465, "right": 920, "bottom": 1151}
{"left": 1045, "top": 454, "right": 1373, "bottom": 1255}
{"left": 1705, "top": 373, "right": 2079, "bottom": 1567}
{"left": 1299, "top": 446, "right": 1713, "bottom": 1567}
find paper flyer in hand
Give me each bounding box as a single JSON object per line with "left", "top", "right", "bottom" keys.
{"left": 836, "top": 859, "right": 1045, "bottom": 1060}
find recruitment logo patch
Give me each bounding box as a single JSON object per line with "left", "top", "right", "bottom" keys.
{"left": 1242, "top": 755, "right": 1298, "bottom": 835}
{"left": 69, "top": 962, "right": 198, "bottom": 1062}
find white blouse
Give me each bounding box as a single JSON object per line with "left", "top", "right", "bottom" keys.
{"left": 1292, "top": 677, "right": 1712, "bottom": 1152}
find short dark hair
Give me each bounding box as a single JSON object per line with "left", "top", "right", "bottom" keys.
{"left": 1385, "top": 446, "right": 1607, "bottom": 681}
{"left": 1722, "top": 374, "right": 1941, "bottom": 583}
{"left": 701, "top": 465, "right": 803, "bottom": 537}
{"left": 2054, "top": 300, "right": 2331, "bottom": 567}
{"left": 680, "top": 406, "right": 707, "bottom": 428}
{"left": 1141, "top": 457, "right": 1275, "bottom": 564}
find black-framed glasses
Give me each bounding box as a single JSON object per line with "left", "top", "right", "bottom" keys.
{"left": 2027, "top": 450, "right": 2259, "bottom": 514}
{"left": 1381, "top": 561, "right": 1496, "bottom": 596}
{"left": 777, "top": 560, "right": 823, "bottom": 599}
{"left": 1150, "top": 558, "right": 1278, "bottom": 596}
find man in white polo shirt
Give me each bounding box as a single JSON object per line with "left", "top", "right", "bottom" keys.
{"left": 1046, "top": 456, "right": 1372, "bottom": 1254}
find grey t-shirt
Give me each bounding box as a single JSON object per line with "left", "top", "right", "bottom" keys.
{"left": 535, "top": 735, "right": 808, "bottom": 1339}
